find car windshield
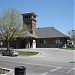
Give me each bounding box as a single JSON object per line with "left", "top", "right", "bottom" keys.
{"left": 11, "top": 50, "right": 16, "bottom": 52}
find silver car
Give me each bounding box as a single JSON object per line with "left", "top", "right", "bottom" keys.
{"left": 2, "top": 49, "right": 19, "bottom": 56}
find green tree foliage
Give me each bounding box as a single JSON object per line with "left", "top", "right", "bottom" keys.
{"left": 68, "top": 30, "right": 75, "bottom": 46}
{"left": 0, "top": 8, "right": 22, "bottom": 50}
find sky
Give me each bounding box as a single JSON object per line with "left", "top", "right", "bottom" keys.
{"left": 0, "top": 0, "right": 74, "bottom": 35}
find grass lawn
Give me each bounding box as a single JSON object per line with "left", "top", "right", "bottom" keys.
{"left": 18, "top": 51, "right": 39, "bottom": 56}
{"left": 62, "top": 47, "right": 75, "bottom": 50}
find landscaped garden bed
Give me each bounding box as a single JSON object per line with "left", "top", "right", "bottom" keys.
{"left": 0, "top": 68, "right": 9, "bottom": 74}
{"left": 0, "top": 67, "right": 13, "bottom": 75}
{"left": 19, "top": 51, "right": 39, "bottom": 56}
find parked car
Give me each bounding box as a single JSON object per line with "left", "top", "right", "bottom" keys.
{"left": 2, "top": 49, "right": 19, "bottom": 56}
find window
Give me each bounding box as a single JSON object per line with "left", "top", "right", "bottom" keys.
{"left": 29, "top": 15, "right": 30, "bottom": 18}
{"left": 56, "top": 39, "right": 60, "bottom": 44}
{"left": 39, "top": 40, "right": 44, "bottom": 44}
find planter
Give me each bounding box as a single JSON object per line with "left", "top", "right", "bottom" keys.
{"left": 0, "top": 68, "right": 13, "bottom": 75}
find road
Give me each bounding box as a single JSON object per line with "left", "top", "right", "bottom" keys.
{"left": 0, "top": 48, "right": 75, "bottom": 75}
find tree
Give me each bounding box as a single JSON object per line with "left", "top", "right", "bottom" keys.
{"left": 67, "top": 30, "right": 75, "bottom": 46}
{"left": 0, "top": 8, "right": 22, "bottom": 50}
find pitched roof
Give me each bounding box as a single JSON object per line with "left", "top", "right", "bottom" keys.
{"left": 14, "top": 30, "right": 38, "bottom": 38}
{"left": 21, "top": 12, "right": 37, "bottom": 17}
{"left": 36, "top": 27, "right": 69, "bottom": 38}
{"left": 19, "top": 31, "right": 38, "bottom": 38}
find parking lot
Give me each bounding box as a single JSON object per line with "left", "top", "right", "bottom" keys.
{"left": 0, "top": 48, "right": 75, "bottom": 75}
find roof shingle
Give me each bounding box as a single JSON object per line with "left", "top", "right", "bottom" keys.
{"left": 36, "top": 27, "right": 69, "bottom": 38}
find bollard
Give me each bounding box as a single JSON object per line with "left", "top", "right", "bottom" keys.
{"left": 15, "top": 66, "right": 26, "bottom": 75}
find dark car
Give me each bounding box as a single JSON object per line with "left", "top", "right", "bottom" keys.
{"left": 2, "top": 49, "right": 19, "bottom": 56}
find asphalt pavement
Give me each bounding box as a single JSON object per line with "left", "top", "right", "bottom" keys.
{"left": 0, "top": 48, "right": 75, "bottom": 75}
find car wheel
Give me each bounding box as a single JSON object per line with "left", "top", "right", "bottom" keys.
{"left": 9, "top": 53, "right": 12, "bottom": 56}
{"left": 10, "top": 54, "right": 14, "bottom": 57}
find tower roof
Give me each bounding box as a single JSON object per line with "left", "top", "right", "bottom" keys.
{"left": 21, "top": 12, "right": 37, "bottom": 17}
